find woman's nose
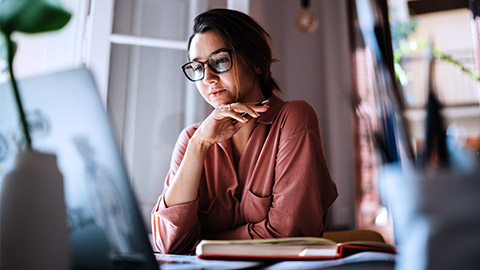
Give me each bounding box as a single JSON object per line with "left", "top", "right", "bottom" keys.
{"left": 203, "top": 64, "right": 219, "bottom": 84}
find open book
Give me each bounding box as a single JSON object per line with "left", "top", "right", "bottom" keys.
{"left": 195, "top": 237, "right": 396, "bottom": 260}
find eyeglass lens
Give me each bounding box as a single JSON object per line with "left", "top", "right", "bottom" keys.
{"left": 182, "top": 51, "right": 232, "bottom": 81}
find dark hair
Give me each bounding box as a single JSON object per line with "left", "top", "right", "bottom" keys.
{"left": 187, "top": 9, "right": 280, "bottom": 98}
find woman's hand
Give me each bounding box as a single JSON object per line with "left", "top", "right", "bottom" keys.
{"left": 193, "top": 101, "right": 270, "bottom": 146}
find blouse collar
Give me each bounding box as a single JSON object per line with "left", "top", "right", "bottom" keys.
{"left": 256, "top": 93, "right": 285, "bottom": 125}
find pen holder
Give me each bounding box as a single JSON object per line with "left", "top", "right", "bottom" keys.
{"left": 0, "top": 150, "right": 70, "bottom": 270}
{"left": 379, "top": 164, "right": 480, "bottom": 270}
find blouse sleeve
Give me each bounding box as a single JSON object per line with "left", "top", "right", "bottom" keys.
{"left": 151, "top": 127, "right": 202, "bottom": 254}
{"left": 234, "top": 101, "right": 338, "bottom": 239}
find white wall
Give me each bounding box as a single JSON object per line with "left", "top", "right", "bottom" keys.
{"left": 0, "top": 33, "right": 49, "bottom": 82}
{"left": 251, "top": 0, "right": 356, "bottom": 230}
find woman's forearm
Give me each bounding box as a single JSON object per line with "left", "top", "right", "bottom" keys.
{"left": 164, "top": 135, "right": 212, "bottom": 207}
{"left": 203, "top": 229, "right": 237, "bottom": 240}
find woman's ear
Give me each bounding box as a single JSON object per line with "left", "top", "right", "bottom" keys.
{"left": 255, "top": 67, "right": 262, "bottom": 75}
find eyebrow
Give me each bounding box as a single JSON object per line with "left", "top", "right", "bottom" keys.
{"left": 190, "top": 48, "right": 230, "bottom": 62}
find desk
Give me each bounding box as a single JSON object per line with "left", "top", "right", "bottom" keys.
{"left": 155, "top": 252, "right": 396, "bottom": 270}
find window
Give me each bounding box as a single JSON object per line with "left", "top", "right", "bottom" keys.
{"left": 87, "top": 0, "right": 211, "bottom": 226}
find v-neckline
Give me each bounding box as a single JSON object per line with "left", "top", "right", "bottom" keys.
{"left": 231, "top": 121, "right": 257, "bottom": 170}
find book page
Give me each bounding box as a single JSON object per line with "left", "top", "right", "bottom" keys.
{"left": 199, "top": 237, "right": 337, "bottom": 246}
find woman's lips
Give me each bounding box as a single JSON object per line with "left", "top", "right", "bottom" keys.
{"left": 209, "top": 89, "right": 225, "bottom": 98}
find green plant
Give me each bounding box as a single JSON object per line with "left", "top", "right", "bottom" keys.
{"left": 389, "top": 14, "right": 418, "bottom": 48}
{"left": 394, "top": 38, "right": 480, "bottom": 87}
{"left": 0, "top": 0, "right": 71, "bottom": 150}
{"left": 389, "top": 10, "right": 480, "bottom": 87}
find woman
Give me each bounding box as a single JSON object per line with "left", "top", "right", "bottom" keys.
{"left": 152, "top": 8, "right": 338, "bottom": 254}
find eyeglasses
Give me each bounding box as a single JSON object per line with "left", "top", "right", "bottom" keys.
{"left": 181, "top": 49, "right": 233, "bottom": 82}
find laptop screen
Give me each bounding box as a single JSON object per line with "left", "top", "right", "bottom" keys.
{"left": 0, "top": 68, "right": 158, "bottom": 270}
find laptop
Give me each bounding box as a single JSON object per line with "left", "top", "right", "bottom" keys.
{"left": 0, "top": 67, "right": 264, "bottom": 270}
{"left": 0, "top": 67, "right": 159, "bottom": 269}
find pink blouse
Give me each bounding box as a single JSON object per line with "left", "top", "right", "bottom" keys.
{"left": 152, "top": 94, "right": 338, "bottom": 254}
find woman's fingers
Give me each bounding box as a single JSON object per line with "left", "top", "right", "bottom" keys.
{"left": 215, "top": 104, "right": 249, "bottom": 123}
{"left": 226, "top": 100, "right": 270, "bottom": 119}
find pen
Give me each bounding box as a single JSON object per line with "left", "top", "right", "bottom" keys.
{"left": 231, "top": 99, "right": 269, "bottom": 123}
{"left": 239, "top": 99, "right": 270, "bottom": 117}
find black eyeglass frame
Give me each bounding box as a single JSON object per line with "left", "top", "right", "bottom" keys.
{"left": 181, "top": 49, "right": 234, "bottom": 82}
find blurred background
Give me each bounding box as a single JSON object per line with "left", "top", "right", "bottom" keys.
{"left": 1, "top": 0, "right": 478, "bottom": 244}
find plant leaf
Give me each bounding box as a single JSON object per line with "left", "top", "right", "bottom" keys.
{"left": 0, "top": 0, "right": 71, "bottom": 34}
{"left": 0, "top": 1, "right": 25, "bottom": 35}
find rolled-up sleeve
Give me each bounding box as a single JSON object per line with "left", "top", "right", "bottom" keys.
{"left": 151, "top": 194, "right": 200, "bottom": 254}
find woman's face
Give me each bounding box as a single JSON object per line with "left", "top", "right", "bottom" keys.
{"left": 189, "top": 30, "right": 264, "bottom": 108}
